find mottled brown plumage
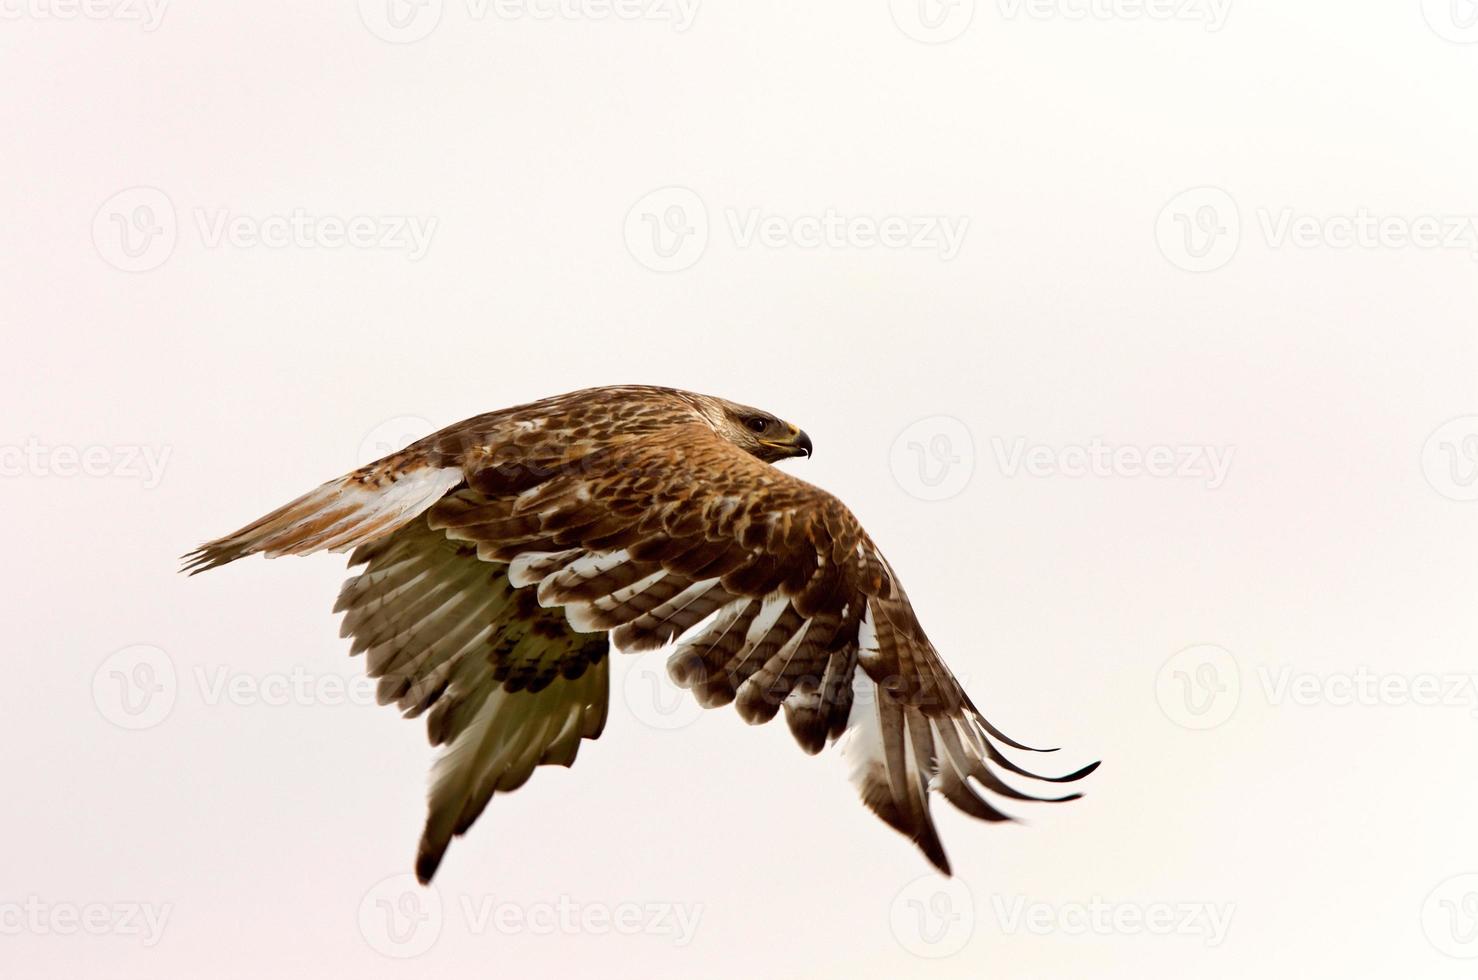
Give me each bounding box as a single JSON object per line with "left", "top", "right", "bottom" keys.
{"left": 184, "top": 385, "right": 1095, "bottom": 883}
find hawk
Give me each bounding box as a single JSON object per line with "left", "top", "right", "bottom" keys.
{"left": 185, "top": 385, "right": 1095, "bottom": 882}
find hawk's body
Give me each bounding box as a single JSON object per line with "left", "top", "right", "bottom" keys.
{"left": 186, "top": 385, "right": 1094, "bottom": 882}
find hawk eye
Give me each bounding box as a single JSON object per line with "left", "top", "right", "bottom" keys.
{"left": 745, "top": 417, "right": 769, "bottom": 433}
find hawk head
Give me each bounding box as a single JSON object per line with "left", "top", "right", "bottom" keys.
{"left": 687, "top": 394, "right": 813, "bottom": 463}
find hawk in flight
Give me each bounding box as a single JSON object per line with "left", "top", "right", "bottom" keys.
{"left": 185, "top": 385, "right": 1095, "bottom": 882}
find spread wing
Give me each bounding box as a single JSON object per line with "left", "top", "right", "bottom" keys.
{"left": 427, "top": 421, "right": 1097, "bottom": 874}
{"left": 185, "top": 391, "right": 1095, "bottom": 879}
{"left": 335, "top": 515, "right": 609, "bottom": 884}
{"left": 182, "top": 434, "right": 617, "bottom": 884}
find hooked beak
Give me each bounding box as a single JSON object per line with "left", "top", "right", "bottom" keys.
{"left": 768, "top": 427, "right": 811, "bottom": 459}
{"left": 792, "top": 430, "right": 813, "bottom": 458}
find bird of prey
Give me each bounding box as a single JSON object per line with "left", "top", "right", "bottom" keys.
{"left": 185, "top": 385, "right": 1095, "bottom": 883}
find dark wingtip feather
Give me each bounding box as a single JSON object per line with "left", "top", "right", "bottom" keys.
{"left": 985, "top": 737, "right": 1101, "bottom": 786}
{"left": 783, "top": 699, "right": 830, "bottom": 755}
{"left": 919, "top": 838, "right": 952, "bottom": 877}
{"left": 975, "top": 713, "right": 1058, "bottom": 753}
{"left": 1063, "top": 759, "right": 1102, "bottom": 782}
{"left": 415, "top": 842, "right": 445, "bottom": 886}
{"left": 1034, "top": 758, "right": 1101, "bottom": 785}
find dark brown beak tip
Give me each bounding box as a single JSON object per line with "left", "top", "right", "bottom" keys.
{"left": 796, "top": 431, "right": 813, "bottom": 458}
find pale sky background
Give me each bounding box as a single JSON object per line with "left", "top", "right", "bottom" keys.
{"left": 4, "top": 1, "right": 1478, "bottom": 977}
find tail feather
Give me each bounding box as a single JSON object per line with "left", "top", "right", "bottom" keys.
{"left": 182, "top": 459, "right": 464, "bottom": 574}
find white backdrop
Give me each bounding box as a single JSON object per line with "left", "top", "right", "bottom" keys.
{"left": 4, "top": 2, "right": 1478, "bottom": 977}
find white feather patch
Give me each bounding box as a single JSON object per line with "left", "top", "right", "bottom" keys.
{"left": 836, "top": 667, "right": 881, "bottom": 787}
{"left": 743, "top": 593, "right": 790, "bottom": 648}
{"left": 855, "top": 602, "right": 882, "bottom": 674}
